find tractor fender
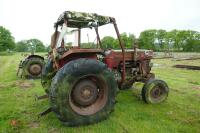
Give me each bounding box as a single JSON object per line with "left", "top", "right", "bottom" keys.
{"left": 27, "top": 55, "right": 44, "bottom": 60}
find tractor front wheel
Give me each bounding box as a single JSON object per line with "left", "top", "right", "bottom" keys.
{"left": 142, "top": 79, "right": 169, "bottom": 104}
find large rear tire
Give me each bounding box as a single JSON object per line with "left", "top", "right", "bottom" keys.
{"left": 142, "top": 79, "right": 169, "bottom": 104}
{"left": 49, "top": 58, "right": 118, "bottom": 126}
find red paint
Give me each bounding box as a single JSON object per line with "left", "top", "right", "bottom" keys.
{"left": 104, "top": 51, "right": 121, "bottom": 69}
{"left": 59, "top": 53, "right": 97, "bottom": 68}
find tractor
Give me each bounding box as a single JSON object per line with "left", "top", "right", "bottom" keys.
{"left": 40, "top": 11, "right": 169, "bottom": 126}
{"left": 17, "top": 54, "right": 45, "bottom": 78}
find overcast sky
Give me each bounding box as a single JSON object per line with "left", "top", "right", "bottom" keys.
{"left": 0, "top": 0, "right": 200, "bottom": 45}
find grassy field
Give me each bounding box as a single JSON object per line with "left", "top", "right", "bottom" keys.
{"left": 0, "top": 53, "right": 200, "bottom": 133}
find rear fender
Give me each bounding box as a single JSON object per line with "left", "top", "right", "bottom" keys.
{"left": 27, "top": 55, "right": 44, "bottom": 60}
{"left": 58, "top": 53, "right": 98, "bottom": 68}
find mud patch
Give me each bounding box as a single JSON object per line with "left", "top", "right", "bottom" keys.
{"left": 48, "top": 128, "right": 59, "bottom": 133}
{"left": 195, "top": 93, "right": 200, "bottom": 98}
{"left": 0, "top": 84, "right": 7, "bottom": 89}
{"left": 192, "top": 86, "right": 200, "bottom": 90}
{"left": 28, "top": 121, "right": 40, "bottom": 128}
{"left": 181, "top": 118, "right": 200, "bottom": 125}
{"left": 0, "top": 83, "right": 16, "bottom": 89}
{"left": 15, "top": 80, "right": 35, "bottom": 89}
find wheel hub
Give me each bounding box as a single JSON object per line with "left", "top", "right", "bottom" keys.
{"left": 69, "top": 75, "right": 108, "bottom": 116}
{"left": 82, "top": 88, "right": 92, "bottom": 98}
{"left": 29, "top": 64, "right": 42, "bottom": 75}
{"left": 72, "top": 79, "right": 98, "bottom": 106}
{"left": 151, "top": 86, "right": 163, "bottom": 99}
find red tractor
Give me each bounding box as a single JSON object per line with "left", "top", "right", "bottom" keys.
{"left": 40, "top": 11, "right": 169, "bottom": 126}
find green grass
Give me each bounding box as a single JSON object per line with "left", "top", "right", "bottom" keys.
{"left": 0, "top": 53, "right": 200, "bottom": 133}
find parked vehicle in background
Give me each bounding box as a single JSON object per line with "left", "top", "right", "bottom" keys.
{"left": 17, "top": 54, "right": 45, "bottom": 78}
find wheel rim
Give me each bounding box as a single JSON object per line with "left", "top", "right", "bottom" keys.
{"left": 72, "top": 79, "right": 98, "bottom": 106}
{"left": 28, "top": 64, "right": 42, "bottom": 76}
{"left": 149, "top": 83, "right": 167, "bottom": 102}
{"left": 69, "top": 75, "right": 108, "bottom": 116}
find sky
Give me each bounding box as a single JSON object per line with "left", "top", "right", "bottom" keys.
{"left": 0, "top": 0, "right": 200, "bottom": 45}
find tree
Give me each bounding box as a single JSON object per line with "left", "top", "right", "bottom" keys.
{"left": 166, "top": 30, "right": 200, "bottom": 52}
{"left": 119, "top": 33, "right": 136, "bottom": 48}
{"left": 183, "top": 39, "right": 200, "bottom": 52}
{"left": 0, "top": 26, "right": 15, "bottom": 51}
{"left": 45, "top": 45, "right": 51, "bottom": 52}
{"left": 182, "top": 30, "right": 200, "bottom": 52}
{"left": 139, "top": 29, "right": 157, "bottom": 50}
{"left": 128, "top": 33, "right": 136, "bottom": 48}
{"left": 15, "top": 40, "right": 29, "bottom": 52}
{"left": 81, "top": 42, "right": 97, "bottom": 48}
{"left": 156, "top": 29, "right": 167, "bottom": 50}
{"left": 28, "top": 39, "right": 45, "bottom": 52}
{"left": 164, "top": 31, "right": 175, "bottom": 51}
{"left": 15, "top": 39, "right": 45, "bottom": 52}
{"left": 101, "top": 36, "right": 118, "bottom": 49}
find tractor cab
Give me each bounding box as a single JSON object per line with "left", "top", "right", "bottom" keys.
{"left": 50, "top": 11, "right": 126, "bottom": 79}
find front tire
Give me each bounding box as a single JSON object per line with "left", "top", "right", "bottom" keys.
{"left": 142, "top": 79, "right": 169, "bottom": 104}
{"left": 49, "top": 58, "right": 117, "bottom": 126}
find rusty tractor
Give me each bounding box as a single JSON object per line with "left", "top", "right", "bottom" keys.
{"left": 17, "top": 54, "right": 45, "bottom": 78}
{"left": 40, "top": 11, "right": 169, "bottom": 126}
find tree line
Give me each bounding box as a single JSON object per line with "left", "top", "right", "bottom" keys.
{"left": 0, "top": 26, "right": 47, "bottom": 52}
{"left": 98, "top": 30, "right": 200, "bottom": 52}
{"left": 15, "top": 39, "right": 46, "bottom": 52}
{"left": 139, "top": 29, "right": 200, "bottom": 52}
{"left": 1, "top": 26, "right": 200, "bottom": 52}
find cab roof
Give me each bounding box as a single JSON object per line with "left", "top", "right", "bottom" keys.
{"left": 55, "top": 11, "right": 114, "bottom": 28}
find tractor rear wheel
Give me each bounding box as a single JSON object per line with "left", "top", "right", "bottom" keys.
{"left": 23, "top": 57, "right": 44, "bottom": 78}
{"left": 49, "top": 58, "right": 117, "bottom": 126}
{"left": 142, "top": 79, "right": 169, "bottom": 104}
